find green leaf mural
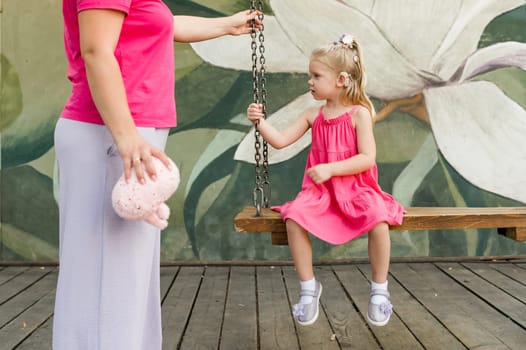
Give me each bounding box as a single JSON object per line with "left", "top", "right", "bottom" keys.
{"left": 1, "top": 0, "right": 70, "bottom": 168}
{"left": 1, "top": 1, "right": 525, "bottom": 261}
{"left": 1, "top": 166, "right": 59, "bottom": 260}
{"left": 0, "top": 55, "right": 22, "bottom": 131}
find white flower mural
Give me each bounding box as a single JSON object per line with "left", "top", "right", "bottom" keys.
{"left": 3, "top": 0, "right": 525, "bottom": 260}
{"left": 191, "top": 0, "right": 526, "bottom": 204}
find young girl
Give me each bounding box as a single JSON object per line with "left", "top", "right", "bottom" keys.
{"left": 247, "top": 34, "right": 404, "bottom": 327}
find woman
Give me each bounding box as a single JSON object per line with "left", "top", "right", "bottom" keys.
{"left": 54, "top": 1, "right": 261, "bottom": 349}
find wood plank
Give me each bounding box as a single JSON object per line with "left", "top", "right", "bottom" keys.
{"left": 271, "top": 231, "right": 288, "bottom": 245}
{"left": 314, "top": 266, "right": 379, "bottom": 349}
{"left": 502, "top": 226, "right": 526, "bottom": 241}
{"left": 282, "top": 266, "right": 340, "bottom": 350}
{"left": 0, "top": 291, "right": 55, "bottom": 350}
{"left": 0, "top": 272, "right": 57, "bottom": 350}
{"left": 0, "top": 269, "right": 56, "bottom": 328}
{"left": 234, "top": 207, "right": 526, "bottom": 236}
{"left": 0, "top": 266, "right": 29, "bottom": 286}
{"left": 391, "top": 263, "right": 524, "bottom": 349}
{"left": 358, "top": 264, "right": 465, "bottom": 350}
{"left": 0, "top": 267, "right": 51, "bottom": 305}
{"left": 160, "top": 266, "right": 179, "bottom": 301}
{"left": 235, "top": 207, "right": 288, "bottom": 233}
{"left": 391, "top": 207, "right": 526, "bottom": 231}
{"left": 490, "top": 262, "right": 526, "bottom": 287}
{"left": 256, "top": 266, "right": 300, "bottom": 350}
{"left": 466, "top": 262, "right": 526, "bottom": 303}
{"left": 220, "top": 266, "right": 257, "bottom": 350}
{"left": 1, "top": 261, "right": 526, "bottom": 349}
{"left": 178, "top": 266, "right": 229, "bottom": 350}
{"left": 161, "top": 266, "right": 204, "bottom": 350}
{"left": 333, "top": 265, "right": 424, "bottom": 350}
{"left": 437, "top": 263, "right": 526, "bottom": 328}
{"left": 14, "top": 317, "right": 53, "bottom": 350}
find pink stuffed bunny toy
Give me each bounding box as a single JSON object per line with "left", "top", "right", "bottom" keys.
{"left": 112, "top": 157, "right": 180, "bottom": 229}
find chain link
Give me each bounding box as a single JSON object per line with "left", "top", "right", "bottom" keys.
{"left": 250, "top": 0, "right": 270, "bottom": 215}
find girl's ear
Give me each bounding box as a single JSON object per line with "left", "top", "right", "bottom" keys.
{"left": 338, "top": 72, "right": 350, "bottom": 87}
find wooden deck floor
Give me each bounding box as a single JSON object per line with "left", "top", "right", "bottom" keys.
{"left": 1, "top": 259, "right": 526, "bottom": 349}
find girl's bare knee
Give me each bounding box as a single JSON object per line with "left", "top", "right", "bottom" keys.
{"left": 286, "top": 219, "right": 303, "bottom": 232}
{"left": 286, "top": 219, "right": 309, "bottom": 239}
{"left": 369, "top": 222, "right": 389, "bottom": 237}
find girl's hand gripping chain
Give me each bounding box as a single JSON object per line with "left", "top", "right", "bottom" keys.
{"left": 247, "top": 103, "right": 264, "bottom": 124}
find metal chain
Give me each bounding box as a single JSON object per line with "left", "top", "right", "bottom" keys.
{"left": 258, "top": 0, "right": 271, "bottom": 209}
{"left": 250, "top": 0, "right": 270, "bottom": 216}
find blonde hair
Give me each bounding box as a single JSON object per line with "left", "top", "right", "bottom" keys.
{"left": 310, "top": 35, "right": 375, "bottom": 119}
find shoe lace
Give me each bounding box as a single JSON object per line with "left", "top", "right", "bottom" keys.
{"left": 292, "top": 303, "right": 305, "bottom": 317}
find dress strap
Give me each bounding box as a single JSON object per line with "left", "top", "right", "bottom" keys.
{"left": 348, "top": 105, "right": 360, "bottom": 116}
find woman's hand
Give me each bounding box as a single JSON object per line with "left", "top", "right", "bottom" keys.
{"left": 228, "top": 10, "right": 263, "bottom": 35}
{"left": 247, "top": 103, "right": 264, "bottom": 124}
{"left": 116, "top": 132, "right": 171, "bottom": 183}
{"left": 306, "top": 164, "right": 333, "bottom": 184}
{"left": 173, "top": 10, "right": 262, "bottom": 42}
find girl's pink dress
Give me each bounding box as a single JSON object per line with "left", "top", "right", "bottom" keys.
{"left": 273, "top": 106, "right": 405, "bottom": 244}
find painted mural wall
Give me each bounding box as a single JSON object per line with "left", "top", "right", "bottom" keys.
{"left": 1, "top": 0, "right": 525, "bottom": 261}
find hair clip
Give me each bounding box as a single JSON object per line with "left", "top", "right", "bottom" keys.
{"left": 340, "top": 72, "right": 351, "bottom": 87}
{"left": 339, "top": 33, "right": 354, "bottom": 46}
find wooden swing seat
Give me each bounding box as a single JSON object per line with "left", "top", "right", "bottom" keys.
{"left": 234, "top": 206, "right": 526, "bottom": 245}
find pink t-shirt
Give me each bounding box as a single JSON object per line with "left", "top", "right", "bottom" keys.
{"left": 61, "top": 0, "right": 177, "bottom": 128}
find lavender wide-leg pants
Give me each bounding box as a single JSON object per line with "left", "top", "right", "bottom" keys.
{"left": 53, "top": 118, "right": 169, "bottom": 350}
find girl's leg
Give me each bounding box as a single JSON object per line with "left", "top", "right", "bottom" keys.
{"left": 286, "top": 219, "right": 313, "bottom": 281}
{"left": 286, "top": 219, "right": 322, "bottom": 326}
{"left": 367, "top": 222, "right": 393, "bottom": 326}
{"left": 368, "top": 222, "right": 390, "bottom": 283}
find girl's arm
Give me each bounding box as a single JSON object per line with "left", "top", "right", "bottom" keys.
{"left": 79, "top": 9, "right": 170, "bottom": 182}
{"left": 173, "top": 10, "right": 261, "bottom": 42}
{"left": 247, "top": 103, "right": 313, "bottom": 149}
{"left": 307, "top": 107, "right": 376, "bottom": 184}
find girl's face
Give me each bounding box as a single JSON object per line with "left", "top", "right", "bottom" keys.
{"left": 308, "top": 60, "right": 339, "bottom": 101}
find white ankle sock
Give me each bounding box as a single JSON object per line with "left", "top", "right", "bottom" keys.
{"left": 370, "top": 280, "right": 388, "bottom": 304}
{"left": 299, "top": 278, "right": 316, "bottom": 304}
